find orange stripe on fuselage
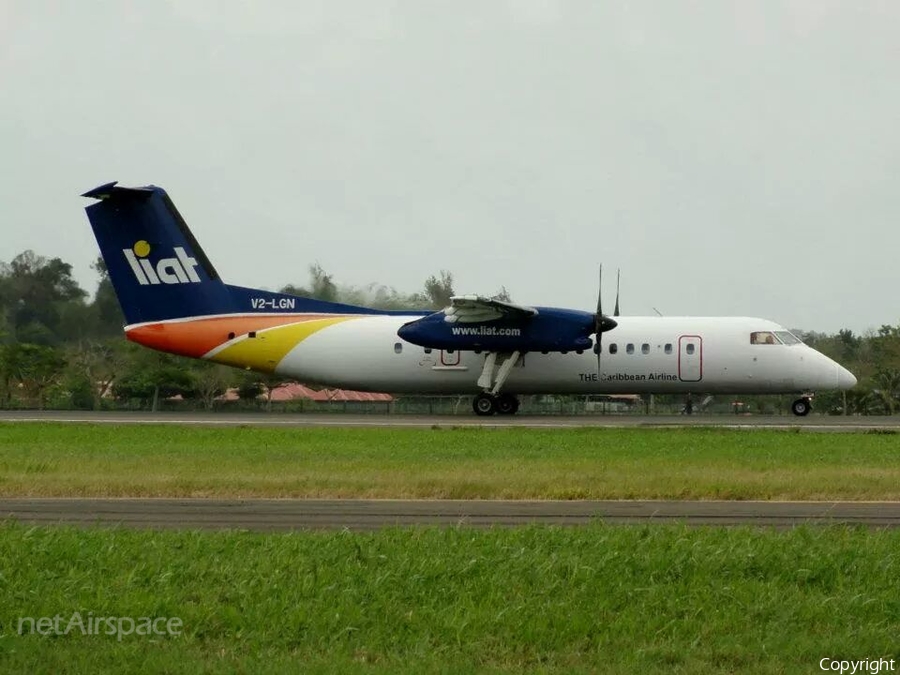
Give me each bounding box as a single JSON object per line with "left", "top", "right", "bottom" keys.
{"left": 125, "top": 314, "right": 345, "bottom": 359}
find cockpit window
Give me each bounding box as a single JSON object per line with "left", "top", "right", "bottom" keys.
{"left": 750, "top": 331, "right": 779, "bottom": 345}
{"left": 775, "top": 331, "right": 802, "bottom": 345}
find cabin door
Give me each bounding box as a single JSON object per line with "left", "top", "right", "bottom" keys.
{"left": 678, "top": 335, "right": 703, "bottom": 382}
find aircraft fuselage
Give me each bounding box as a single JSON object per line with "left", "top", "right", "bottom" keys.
{"left": 146, "top": 314, "right": 855, "bottom": 395}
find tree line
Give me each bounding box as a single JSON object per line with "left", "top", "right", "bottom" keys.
{"left": 0, "top": 249, "right": 897, "bottom": 413}
{"left": 0, "top": 249, "right": 496, "bottom": 410}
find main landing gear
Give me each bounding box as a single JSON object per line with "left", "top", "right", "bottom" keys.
{"left": 473, "top": 351, "right": 521, "bottom": 416}
{"left": 473, "top": 392, "right": 520, "bottom": 416}
{"left": 791, "top": 396, "right": 812, "bottom": 417}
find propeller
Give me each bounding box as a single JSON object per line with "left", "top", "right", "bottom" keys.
{"left": 594, "top": 266, "right": 618, "bottom": 370}
{"left": 614, "top": 269, "right": 620, "bottom": 317}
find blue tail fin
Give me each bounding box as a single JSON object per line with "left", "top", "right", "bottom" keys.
{"left": 84, "top": 182, "right": 236, "bottom": 325}
{"left": 84, "top": 182, "right": 423, "bottom": 327}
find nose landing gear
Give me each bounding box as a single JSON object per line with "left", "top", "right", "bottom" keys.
{"left": 791, "top": 397, "right": 812, "bottom": 417}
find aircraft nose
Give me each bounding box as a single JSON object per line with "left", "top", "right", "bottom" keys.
{"left": 837, "top": 365, "right": 857, "bottom": 390}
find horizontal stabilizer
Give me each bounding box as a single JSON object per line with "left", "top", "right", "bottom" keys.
{"left": 82, "top": 181, "right": 154, "bottom": 201}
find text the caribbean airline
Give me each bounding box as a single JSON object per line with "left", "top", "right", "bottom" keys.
{"left": 83, "top": 182, "right": 857, "bottom": 416}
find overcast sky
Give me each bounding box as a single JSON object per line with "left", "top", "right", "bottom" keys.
{"left": 1, "top": 1, "right": 897, "bottom": 333}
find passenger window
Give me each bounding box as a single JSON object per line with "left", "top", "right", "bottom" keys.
{"left": 394, "top": 342, "right": 403, "bottom": 354}
{"left": 750, "top": 331, "right": 778, "bottom": 345}
{"left": 641, "top": 343, "right": 650, "bottom": 355}
{"left": 686, "top": 344, "right": 695, "bottom": 355}
{"left": 626, "top": 343, "right": 634, "bottom": 355}
{"left": 664, "top": 343, "right": 673, "bottom": 354}
{"left": 424, "top": 348, "right": 432, "bottom": 354}
{"left": 609, "top": 343, "right": 617, "bottom": 355}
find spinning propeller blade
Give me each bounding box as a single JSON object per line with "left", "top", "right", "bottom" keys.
{"left": 593, "top": 266, "right": 618, "bottom": 371}
{"left": 596, "top": 266, "right": 603, "bottom": 370}
{"left": 614, "top": 269, "right": 620, "bottom": 317}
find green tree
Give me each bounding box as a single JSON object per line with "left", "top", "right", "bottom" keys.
{"left": 278, "top": 264, "right": 462, "bottom": 311}
{"left": 280, "top": 264, "right": 338, "bottom": 302}
{"left": 872, "top": 369, "right": 900, "bottom": 415}
{"left": 235, "top": 372, "right": 297, "bottom": 411}
{"left": 418, "top": 270, "right": 454, "bottom": 309}
{"left": 0, "top": 250, "right": 88, "bottom": 345}
{"left": 66, "top": 339, "right": 128, "bottom": 409}
{"left": 89, "top": 257, "right": 125, "bottom": 336}
{"left": 113, "top": 347, "right": 194, "bottom": 411}
{"left": 236, "top": 372, "right": 265, "bottom": 402}
{"left": 0, "top": 343, "right": 12, "bottom": 407}
{"left": 338, "top": 283, "right": 420, "bottom": 310}
{"left": 3, "top": 343, "right": 66, "bottom": 408}
{"left": 190, "top": 362, "right": 235, "bottom": 410}
{"left": 837, "top": 329, "right": 861, "bottom": 363}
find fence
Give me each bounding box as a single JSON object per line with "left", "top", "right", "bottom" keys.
{"left": 1, "top": 394, "right": 806, "bottom": 416}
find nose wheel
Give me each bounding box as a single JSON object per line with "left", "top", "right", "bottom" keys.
{"left": 791, "top": 397, "right": 812, "bottom": 417}
{"left": 472, "top": 392, "right": 520, "bottom": 416}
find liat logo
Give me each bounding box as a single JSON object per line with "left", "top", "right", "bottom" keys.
{"left": 123, "top": 241, "right": 201, "bottom": 286}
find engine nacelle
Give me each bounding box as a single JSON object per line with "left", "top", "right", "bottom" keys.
{"left": 397, "top": 307, "right": 596, "bottom": 353}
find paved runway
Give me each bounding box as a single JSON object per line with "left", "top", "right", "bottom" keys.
{"left": 2, "top": 499, "right": 899, "bottom": 530}
{"left": 1, "top": 410, "right": 897, "bottom": 431}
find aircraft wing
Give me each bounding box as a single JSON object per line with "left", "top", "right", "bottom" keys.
{"left": 444, "top": 295, "right": 538, "bottom": 323}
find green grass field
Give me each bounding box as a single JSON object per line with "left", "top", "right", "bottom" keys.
{"left": 2, "top": 423, "right": 898, "bottom": 673}
{"left": 0, "top": 422, "right": 897, "bottom": 500}
{"left": 1, "top": 523, "right": 898, "bottom": 674}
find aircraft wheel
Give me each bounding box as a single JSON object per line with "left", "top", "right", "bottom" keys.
{"left": 495, "top": 394, "right": 519, "bottom": 415}
{"left": 473, "top": 393, "right": 496, "bottom": 416}
{"left": 791, "top": 398, "right": 811, "bottom": 417}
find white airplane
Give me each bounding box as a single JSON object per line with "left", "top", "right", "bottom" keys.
{"left": 83, "top": 182, "right": 857, "bottom": 417}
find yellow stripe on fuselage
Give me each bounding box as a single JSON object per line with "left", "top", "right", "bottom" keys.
{"left": 207, "top": 316, "right": 356, "bottom": 372}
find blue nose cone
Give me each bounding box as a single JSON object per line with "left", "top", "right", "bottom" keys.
{"left": 397, "top": 317, "right": 430, "bottom": 346}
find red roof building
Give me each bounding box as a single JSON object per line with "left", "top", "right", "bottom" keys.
{"left": 267, "top": 383, "right": 392, "bottom": 402}
{"left": 218, "top": 384, "right": 393, "bottom": 403}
